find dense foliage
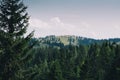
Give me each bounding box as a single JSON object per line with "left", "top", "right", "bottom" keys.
{"left": 22, "top": 42, "right": 120, "bottom": 80}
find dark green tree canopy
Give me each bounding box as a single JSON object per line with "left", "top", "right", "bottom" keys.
{"left": 0, "top": 0, "right": 34, "bottom": 79}
{"left": 0, "top": 0, "right": 29, "bottom": 36}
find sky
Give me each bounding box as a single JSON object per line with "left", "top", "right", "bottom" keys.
{"left": 24, "top": 0, "right": 120, "bottom": 39}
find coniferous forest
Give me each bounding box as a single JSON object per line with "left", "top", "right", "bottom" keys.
{"left": 0, "top": 0, "right": 120, "bottom": 80}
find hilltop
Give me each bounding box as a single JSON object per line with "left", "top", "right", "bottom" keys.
{"left": 31, "top": 35, "right": 120, "bottom": 47}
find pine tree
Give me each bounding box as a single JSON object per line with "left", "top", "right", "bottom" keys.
{"left": 49, "top": 60, "right": 64, "bottom": 80}
{"left": 0, "top": 0, "right": 34, "bottom": 79}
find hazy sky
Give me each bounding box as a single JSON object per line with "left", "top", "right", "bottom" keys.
{"left": 24, "top": 0, "right": 120, "bottom": 39}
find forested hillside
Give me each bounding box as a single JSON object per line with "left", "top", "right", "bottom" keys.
{"left": 23, "top": 42, "right": 120, "bottom": 80}
{"left": 32, "top": 35, "right": 120, "bottom": 47}
{"left": 0, "top": 0, "right": 120, "bottom": 80}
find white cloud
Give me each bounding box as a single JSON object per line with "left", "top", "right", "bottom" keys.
{"left": 114, "top": 24, "right": 120, "bottom": 30}
{"left": 28, "top": 17, "right": 100, "bottom": 39}
{"left": 50, "top": 17, "right": 61, "bottom": 24}
{"left": 29, "top": 18, "right": 48, "bottom": 28}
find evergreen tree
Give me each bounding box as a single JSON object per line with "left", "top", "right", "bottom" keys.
{"left": 107, "top": 45, "right": 120, "bottom": 80}
{"left": 0, "top": 0, "right": 34, "bottom": 79}
{"left": 49, "top": 60, "right": 64, "bottom": 80}
{"left": 86, "top": 44, "right": 100, "bottom": 80}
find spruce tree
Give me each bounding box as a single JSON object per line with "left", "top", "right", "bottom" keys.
{"left": 0, "top": 0, "right": 34, "bottom": 79}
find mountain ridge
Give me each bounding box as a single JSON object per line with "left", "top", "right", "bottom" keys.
{"left": 31, "top": 35, "right": 120, "bottom": 47}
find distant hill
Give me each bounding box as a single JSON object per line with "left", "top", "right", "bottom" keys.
{"left": 31, "top": 35, "right": 120, "bottom": 47}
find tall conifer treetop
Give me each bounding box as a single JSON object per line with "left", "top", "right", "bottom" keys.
{"left": 0, "top": 0, "right": 29, "bottom": 36}
{"left": 0, "top": 0, "right": 34, "bottom": 79}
